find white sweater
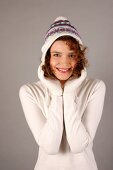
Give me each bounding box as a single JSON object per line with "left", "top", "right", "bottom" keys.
{"left": 19, "top": 65, "right": 106, "bottom": 170}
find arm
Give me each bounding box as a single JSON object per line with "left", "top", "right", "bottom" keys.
{"left": 19, "top": 85, "right": 63, "bottom": 154}
{"left": 63, "top": 80, "right": 106, "bottom": 153}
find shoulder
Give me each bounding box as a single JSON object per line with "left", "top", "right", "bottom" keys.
{"left": 19, "top": 80, "right": 47, "bottom": 102}
{"left": 83, "top": 78, "right": 106, "bottom": 101}
{"left": 78, "top": 77, "right": 106, "bottom": 97}
{"left": 84, "top": 78, "right": 106, "bottom": 88}
{"left": 84, "top": 78, "right": 106, "bottom": 91}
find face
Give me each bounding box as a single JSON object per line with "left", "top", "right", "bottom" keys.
{"left": 50, "top": 40, "right": 78, "bottom": 85}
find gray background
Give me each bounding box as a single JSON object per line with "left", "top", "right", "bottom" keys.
{"left": 0, "top": 0, "right": 113, "bottom": 170}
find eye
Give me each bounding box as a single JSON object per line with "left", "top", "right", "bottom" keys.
{"left": 53, "top": 53, "right": 60, "bottom": 57}
{"left": 69, "top": 54, "right": 76, "bottom": 59}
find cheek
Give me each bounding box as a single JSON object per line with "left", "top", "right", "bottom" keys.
{"left": 50, "top": 58, "right": 58, "bottom": 68}
{"left": 72, "top": 60, "right": 77, "bottom": 68}
{"left": 50, "top": 60, "right": 56, "bottom": 71}
{"left": 50, "top": 57, "right": 53, "bottom": 67}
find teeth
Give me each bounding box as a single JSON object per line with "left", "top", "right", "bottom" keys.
{"left": 57, "top": 68, "right": 70, "bottom": 73}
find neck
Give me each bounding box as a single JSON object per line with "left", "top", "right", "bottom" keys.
{"left": 60, "top": 80, "right": 67, "bottom": 89}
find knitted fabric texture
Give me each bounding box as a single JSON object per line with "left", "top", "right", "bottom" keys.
{"left": 41, "top": 16, "right": 83, "bottom": 64}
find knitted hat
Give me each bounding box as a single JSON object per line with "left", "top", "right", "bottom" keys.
{"left": 41, "top": 16, "right": 83, "bottom": 64}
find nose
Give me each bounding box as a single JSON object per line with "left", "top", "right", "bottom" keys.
{"left": 60, "top": 55, "right": 70, "bottom": 66}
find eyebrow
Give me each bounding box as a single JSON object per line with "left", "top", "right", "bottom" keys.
{"left": 51, "top": 51, "right": 62, "bottom": 54}
{"left": 51, "top": 51, "right": 76, "bottom": 54}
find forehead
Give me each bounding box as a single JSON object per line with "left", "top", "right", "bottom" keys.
{"left": 50, "top": 40, "right": 77, "bottom": 52}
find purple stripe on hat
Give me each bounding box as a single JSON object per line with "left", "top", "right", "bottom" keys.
{"left": 47, "top": 23, "right": 78, "bottom": 33}
{"left": 47, "top": 26, "right": 80, "bottom": 37}
{"left": 45, "top": 27, "right": 81, "bottom": 40}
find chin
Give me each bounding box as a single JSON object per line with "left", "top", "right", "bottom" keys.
{"left": 56, "top": 75, "right": 72, "bottom": 81}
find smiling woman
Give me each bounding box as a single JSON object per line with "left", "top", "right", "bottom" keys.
{"left": 42, "top": 35, "right": 88, "bottom": 82}
{"left": 50, "top": 40, "right": 78, "bottom": 86}
{"left": 19, "top": 16, "right": 106, "bottom": 170}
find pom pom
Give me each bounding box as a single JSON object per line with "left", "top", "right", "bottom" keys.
{"left": 54, "top": 16, "right": 68, "bottom": 21}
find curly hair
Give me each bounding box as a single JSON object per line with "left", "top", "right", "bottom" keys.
{"left": 42, "top": 35, "right": 89, "bottom": 79}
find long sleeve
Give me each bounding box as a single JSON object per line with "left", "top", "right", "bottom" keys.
{"left": 63, "top": 80, "right": 106, "bottom": 153}
{"left": 19, "top": 85, "right": 63, "bottom": 154}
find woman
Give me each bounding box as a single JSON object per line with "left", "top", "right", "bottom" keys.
{"left": 19, "top": 16, "right": 106, "bottom": 170}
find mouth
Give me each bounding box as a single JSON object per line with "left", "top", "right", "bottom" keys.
{"left": 56, "top": 67, "right": 71, "bottom": 73}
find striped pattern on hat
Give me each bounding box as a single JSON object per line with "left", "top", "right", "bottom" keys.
{"left": 45, "top": 17, "right": 81, "bottom": 41}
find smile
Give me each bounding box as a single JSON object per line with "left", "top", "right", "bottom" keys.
{"left": 56, "top": 68, "right": 71, "bottom": 73}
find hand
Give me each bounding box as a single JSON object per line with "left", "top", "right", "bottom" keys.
{"left": 38, "top": 64, "right": 63, "bottom": 96}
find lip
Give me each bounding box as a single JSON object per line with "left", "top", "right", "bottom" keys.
{"left": 56, "top": 68, "right": 71, "bottom": 73}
